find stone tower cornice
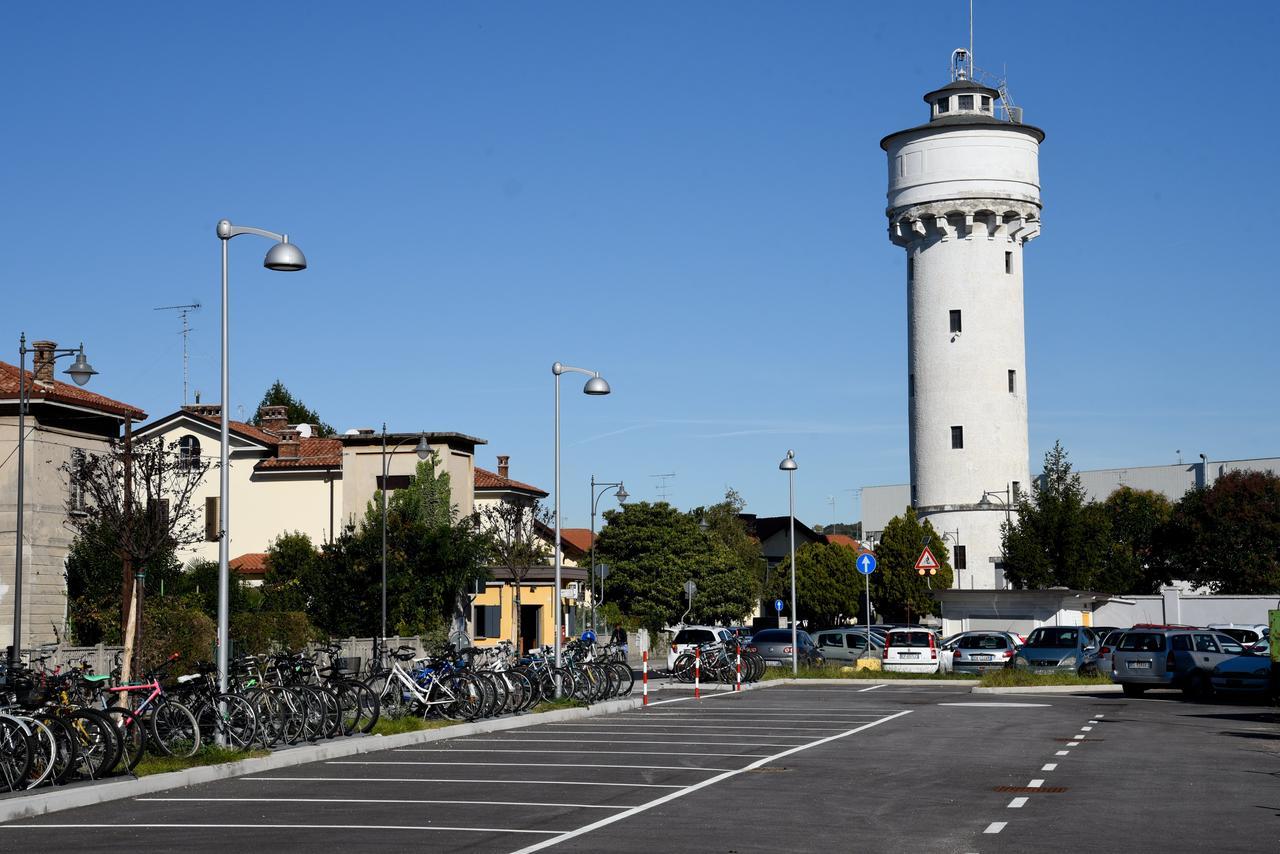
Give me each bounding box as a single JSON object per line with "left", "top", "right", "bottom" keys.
{"left": 887, "top": 200, "right": 1041, "bottom": 248}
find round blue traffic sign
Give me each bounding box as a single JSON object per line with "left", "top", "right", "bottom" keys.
{"left": 856, "top": 553, "right": 878, "bottom": 575}
{"left": 773, "top": 598, "right": 784, "bottom": 612}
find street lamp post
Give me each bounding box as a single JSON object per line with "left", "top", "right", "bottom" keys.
{"left": 778, "top": 449, "right": 798, "bottom": 674}
{"left": 589, "top": 476, "right": 627, "bottom": 633}
{"left": 552, "top": 362, "right": 610, "bottom": 680}
{"left": 978, "top": 486, "right": 1012, "bottom": 523}
{"left": 9, "top": 335, "right": 97, "bottom": 668}
{"left": 380, "top": 425, "right": 432, "bottom": 640}
{"left": 216, "top": 220, "right": 306, "bottom": 706}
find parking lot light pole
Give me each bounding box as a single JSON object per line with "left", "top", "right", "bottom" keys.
{"left": 216, "top": 220, "right": 306, "bottom": 710}
{"left": 552, "top": 362, "right": 611, "bottom": 678}
{"left": 779, "top": 450, "right": 798, "bottom": 674}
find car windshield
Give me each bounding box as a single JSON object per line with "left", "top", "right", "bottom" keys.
{"left": 1103, "top": 630, "right": 1126, "bottom": 646}
{"left": 1118, "top": 632, "right": 1165, "bottom": 652}
{"left": 673, "top": 629, "right": 715, "bottom": 645}
{"left": 1025, "top": 628, "right": 1079, "bottom": 648}
{"left": 751, "top": 629, "right": 792, "bottom": 643}
{"left": 891, "top": 631, "right": 933, "bottom": 648}
{"left": 959, "top": 635, "right": 1008, "bottom": 650}
{"left": 1217, "top": 628, "right": 1258, "bottom": 644}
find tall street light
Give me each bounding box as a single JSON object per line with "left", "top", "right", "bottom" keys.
{"left": 552, "top": 362, "right": 610, "bottom": 677}
{"left": 779, "top": 449, "right": 798, "bottom": 674}
{"left": 216, "top": 220, "right": 306, "bottom": 703}
{"left": 589, "top": 476, "right": 627, "bottom": 633}
{"left": 380, "top": 425, "right": 432, "bottom": 640}
{"left": 9, "top": 335, "right": 97, "bottom": 667}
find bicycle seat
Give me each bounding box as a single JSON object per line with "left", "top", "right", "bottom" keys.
{"left": 82, "top": 674, "right": 111, "bottom": 683}
{"left": 176, "top": 673, "right": 201, "bottom": 685}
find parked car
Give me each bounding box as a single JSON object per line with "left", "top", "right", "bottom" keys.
{"left": 748, "top": 628, "right": 825, "bottom": 667}
{"left": 667, "top": 625, "right": 733, "bottom": 669}
{"left": 1010, "top": 626, "right": 1101, "bottom": 676}
{"left": 1110, "top": 628, "right": 1247, "bottom": 698}
{"left": 1208, "top": 624, "right": 1269, "bottom": 646}
{"left": 1211, "top": 650, "right": 1276, "bottom": 696}
{"left": 812, "top": 627, "right": 884, "bottom": 663}
{"left": 950, "top": 633, "right": 1017, "bottom": 674}
{"left": 1096, "top": 628, "right": 1129, "bottom": 677}
{"left": 882, "top": 628, "right": 940, "bottom": 674}
{"left": 939, "top": 631, "right": 1022, "bottom": 673}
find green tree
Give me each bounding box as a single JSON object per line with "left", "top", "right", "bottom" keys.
{"left": 596, "top": 502, "right": 699, "bottom": 635}
{"left": 252, "top": 380, "right": 335, "bottom": 436}
{"left": 1093, "top": 487, "right": 1174, "bottom": 594}
{"left": 1001, "top": 441, "right": 1110, "bottom": 590}
{"left": 64, "top": 519, "right": 183, "bottom": 645}
{"left": 1160, "top": 471, "right": 1280, "bottom": 594}
{"left": 262, "top": 532, "right": 321, "bottom": 612}
{"left": 871, "top": 507, "right": 952, "bottom": 621}
{"left": 692, "top": 489, "right": 763, "bottom": 621}
{"left": 772, "top": 541, "right": 861, "bottom": 627}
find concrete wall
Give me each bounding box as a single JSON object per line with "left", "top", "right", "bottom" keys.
{"left": 1094, "top": 589, "right": 1280, "bottom": 628}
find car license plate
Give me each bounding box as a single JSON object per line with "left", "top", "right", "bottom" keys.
{"left": 1128, "top": 661, "right": 1151, "bottom": 670}
{"left": 899, "top": 652, "right": 920, "bottom": 658}
{"left": 1034, "top": 660, "right": 1053, "bottom": 666}
{"left": 972, "top": 654, "right": 992, "bottom": 661}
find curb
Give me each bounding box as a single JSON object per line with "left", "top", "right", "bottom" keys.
{"left": 970, "top": 684, "right": 1123, "bottom": 695}
{"left": 0, "top": 697, "right": 641, "bottom": 824}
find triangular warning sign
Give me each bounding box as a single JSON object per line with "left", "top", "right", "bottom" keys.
{"left": 915, "top": 546, "right": 940, "bottom": 572}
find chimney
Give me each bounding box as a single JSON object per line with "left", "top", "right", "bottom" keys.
{"left": 278, "top": 428, "right": 301, "bottom": 460}
{"left": 182, "top": 403, "right": 223, "bottom": 419}
{"left": 497, "top": 455, "right": 510, "bottom": 480}
{"left": 32, "top": 340, "right": 57, "bottom": 384}
{"left": 258, "top": 405, "right": 289, "bottom": 436}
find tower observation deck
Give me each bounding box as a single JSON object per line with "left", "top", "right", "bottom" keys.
{"left": 880, "top": 52, "right": 1045, "bottom": 590}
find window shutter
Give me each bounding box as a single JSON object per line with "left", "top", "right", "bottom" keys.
{"left": 205, "top": 496, "right": 220, "bottom": 541}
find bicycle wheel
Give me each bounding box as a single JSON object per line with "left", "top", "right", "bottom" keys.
{"left": 36, "top": 713, "right": 78, "bottom": 785}
{"left": 21, "top": 716, "right": 57, "bottom": 789}
{"left": 0, "top": 718, "right": 34, "bottom": 792}
{"left": 66, "top": 708, "right": 117, "bottom": 779}
{"left": 196, "top": 694, "right": 259, "bottom": 750}
{"left": 611, "top": 662, "right": 635, "bottom": 696}
{"left": 331, "top": 683, "right": 362, "bottom": 736}
{"left": 151, "top": 700, "right": 201, "bottom": 758}
{"left": 351, "top": 680, "right": 381, "bottom": 733}
{"left": 502, "top": 670, "right": 532, "bottom": 714}
{"left": 672, "top": 652, "right": 696, "bottom": 683}
{"left": 103, "top": 707, "right": 145, "bottom": 773}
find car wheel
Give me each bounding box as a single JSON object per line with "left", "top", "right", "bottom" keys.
{"left": 1121, "top": 683, "right": 1145, "bottom": 697}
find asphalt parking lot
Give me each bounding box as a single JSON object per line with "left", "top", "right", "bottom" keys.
{"left": 3, "top": 683, "right": 1276, "bottom": 853}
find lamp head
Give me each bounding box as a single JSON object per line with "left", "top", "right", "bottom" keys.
{"left": 264, "top": 239, "right": 307, "bottom": 272}
{"left": 583, "top": 374, "right": 610, "bottom": 395}
{"left": 615, "top": 484, "right": 629, "bottom": 504}
{"left": 978, "top": 492, "right": 994, "bottom": 508}
{"left": 414, "top": 435, "right": 432, "bottom": 459}
{"left": 64, "top": 347, "right": 98, "bottom": 387}
{"left": 778, "top": 449, "right": 797, "bottom": 471}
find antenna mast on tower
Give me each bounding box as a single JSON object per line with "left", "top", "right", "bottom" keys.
{"left": 154, "top": 302, "right": 201, "bottom": 404}
{"left": 650, "top": 472, "right": 676, "bottom": 503}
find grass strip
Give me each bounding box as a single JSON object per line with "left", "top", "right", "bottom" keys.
{"left": 978, "top": 668, "right": 1113, "bottom": 688}
{"left": 134, "top": 745, "right": 269, "bottom": 777}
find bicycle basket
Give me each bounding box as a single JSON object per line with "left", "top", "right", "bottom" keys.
{"left": 332, "top": 656, "right": 361, "bottom": 674}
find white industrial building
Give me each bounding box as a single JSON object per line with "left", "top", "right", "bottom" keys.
{"left": 878, "top": 49, "right": 1043, "bottom": 590}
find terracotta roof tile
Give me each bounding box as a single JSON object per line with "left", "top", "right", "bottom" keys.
{"left": 230, "top": 552, "right": 268, "bottom": 575}
{"left": 474, "top": 467, "right": 548, "bottom": 497}
{"left": 559, "top": 528, "right": 594, "bottom": 554}
{"left": 185, "top": 411, "right": 280, "bottom": 446}
{"left": 256, "top": 437, "right": 343, "bottom": 470}
{"left": 0, "top": 360, "right": 145, "bottom": 420}
{"left": 824, "top": 533, "right": 873, "bottom": 554}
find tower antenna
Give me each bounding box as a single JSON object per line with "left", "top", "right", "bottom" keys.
{"left": 650, "top": 472, "right": 676, "bottom": 503}
{"left": 154, "top": 302, "right": 201, "bottom": 405}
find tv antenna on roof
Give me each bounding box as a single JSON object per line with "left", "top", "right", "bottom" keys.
{"left": 650, "top": 472, "right": 676, "bottom": 502}
{"left": 154, "top": 302, "right": 201, "bottom": 405}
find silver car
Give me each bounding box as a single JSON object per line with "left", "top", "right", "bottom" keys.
{"left": 950, "top": 633, "right": 1016, "bottom": 674}
{"left": 813, "top": 628, "right": 884, "bottom": 664}
{"left": 1111, "top": 629, "right": 1246, "bottom": 698}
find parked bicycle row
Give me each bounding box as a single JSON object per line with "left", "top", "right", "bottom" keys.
{"left": 669, "top": 639, "right": 766, "bottom": 684}
{"left": 0, "top": 634, "right": 636, "bottom": 795}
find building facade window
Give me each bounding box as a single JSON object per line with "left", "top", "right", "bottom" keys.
{"left": 1008, "top": 369, "right": 1017, "bottom": 394}
{"left": 473, "top": 605, "right": 501, "bottom": 639}
{"left": 178, "top": 435, "right": 201, "bottom": 470}
{"left": 1005, "top": 251, "right": 1013, "bottom": 274}
{"left": 935, "top": 97, "right": 949, "bottom": 114}
{"left": 954, "top": 545, "right": 967, "bottom": 570}
{"left": 910, "top": 484, "right": 918, "bottom": 506}
{"left": 1012, "top": 481, "right": 1021, "bottom": 501}
{"left": 981, "top": 95, "right": 992, "bottom": 112}
{"left": 958, "top": 94, "right": 974, "bottom": 110}
{"left": 951, "top": 426, "right": 964, "bottom": 449}
{"left": 376, "top": 474, "right": 413, "bottom": 491}
{"left": 907, "top": 257, "right": 914, "bottom": 283}
{"left": 69, "top": 448, "right": 88, "bottom": 513}
{"left": 205, "top": 496, "right": 220, "bottom": 541}
{"left": 949, "top": 309, "right": 962, "bottom": 334}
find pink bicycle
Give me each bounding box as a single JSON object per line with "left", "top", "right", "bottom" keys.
{"left": 102, "top": 652, "right": 201, "bottom": 772}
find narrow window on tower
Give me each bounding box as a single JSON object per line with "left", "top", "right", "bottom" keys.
{"left": 910, "top": 484, "right": 918, "bottom": 505}
{"left": 1012, "top": 481, "right": 1022, "bottom": 501}
{"left": 954, "top": 545, "right": 967, "bottom": 570}
{"left": 951, "top": 426, "right": 964, "bottom": 449}
{"left": 981, "top": 95, "right": 992, "bottom": 112}
{"left": 958, "top": 94, "right": 974, "bottom": 110}
{"left": 907, "top": 256, "right": 914, "bottom": 283}
{"left": 1008, "top": 369, "right": 1017, "bottom": 394}
{"left": 1005, "top": 251, "right": 1013, "bottom": 274}
{"left": 935, "top": 97, "right": 949, "bottom": 114}
{"left": 909, "top": 373, "right": 915, "bottom": 398}
{"left": 949, "top": 309, "right": 962, "bottom": 334}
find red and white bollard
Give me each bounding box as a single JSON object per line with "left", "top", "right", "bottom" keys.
{"left": 642, "top": 650, "right": 649, "bottom": 707}
{"left": 694, "top": 646, "right": 701, "bottom": 700}
{"left": 735, "top": 649, "right": 742, "bottom": 692}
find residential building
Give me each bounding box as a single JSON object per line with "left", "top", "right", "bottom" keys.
{"left": 1, "top": 345, "right": 146, "bottom": 649}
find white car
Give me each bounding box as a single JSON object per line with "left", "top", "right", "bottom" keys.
{"left": 882, "top": 628, "right": 940, "bottom": 674}
{"left": 666, "top": 625, "right": 732, "bottom": 669}
{"left": 1208, "top": 624, "right": 1269, "bottom": 646}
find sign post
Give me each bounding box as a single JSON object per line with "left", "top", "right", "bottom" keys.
{"left": 774, "top": 597, "right": 784, "bottom": 627}
{"left": 857, "top": 553, "right": 878, "bottom": 663}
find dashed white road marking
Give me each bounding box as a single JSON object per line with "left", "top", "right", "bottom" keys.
{"left": 1055, "top": 750, "right": 1070, "bottom": 756}
{"left": 1081, "top": 726, "right": 1093, "bottom": 731}
{"left": 1095, "top": 713, "right": 1105, "bottom": 717}
{"left": 1008, "top": 797, "right": 1028, "bottom": 808}
{"left": 857, "top": 684, "right": 887, "bottom": 692}
{"left": 1042, "top": 763, "right": 1057, "bottom": 771}
{"left": 1029, "top": 779, "right": 1044, "bottom": 788}
{"left": 984, "top": 822, "right": 1007, "bottom": 834}
{"left": 1067, "top": 741, "right": 1080, "bottom": 746}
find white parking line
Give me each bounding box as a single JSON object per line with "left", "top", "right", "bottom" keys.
{"left": 3, "top": 824, "right": 568, "bottom": 835}
{"left": 984, "top": 822, "right": 1007, "bottom": 834}
{"left": 857, "top": 684, "right": 887, "bottom": 692}
{"left": 327, "top": 761, "right": 734, "bottom": 772}
{"left": 1055, "top": 750, "right": 1069, "bottom": 756}
{"left": 242, "top": 777, "right": 684, "bottom": 789}
{"left": 1041, "top": 763, "right": 1057, "bottom": 771}
{"left": 545, "top": 722, "right": 848, "bottom": 732}
{"left": 1067, "top": 741, "right": 1080, "bottom": 747}
{"left": 395, "top": 749, "right": 769, "bottom": 758}
{"left": 455, "top": 737, "right": 799, "bottom": 748}
{"left": 638, "top": 714, "right": 886, "bottom": 721}
{"left": 506, "top": 711, "right": 912, "bottom": 854}
{"left": 1081, "top": 726, "right": 1093, "bottom": 731}
{"left": 1095, "top": 713, "right": 1104, "bottom": 717}
{"left": 1008, "top": 797, "right": 1028, "bottom": 808}
{"left": 135, "top": 798, "right": 630, "bottom": 810}
{"left": 521, "top": 730, "right": 818, "bottom": 739}
{"left": 1028, "top": 779, "right": 1044, "bottom": 788}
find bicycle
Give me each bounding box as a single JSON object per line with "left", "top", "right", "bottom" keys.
{"left": 102, "top": 652, "right": 201, "bottom": 771}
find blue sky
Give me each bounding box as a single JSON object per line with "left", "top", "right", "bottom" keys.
{"left": 6, "top": 2, "right": 1277, "bottom": 529}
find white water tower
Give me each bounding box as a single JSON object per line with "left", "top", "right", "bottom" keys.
{"left": 880, "top": 49, "right": 1043, "bottom": 589}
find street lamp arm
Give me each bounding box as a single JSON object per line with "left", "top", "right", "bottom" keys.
{"left": 217, "top": 220, "right": 289, "bottom": 243}
{"left": 552, "top": 363, "right": 600, "bottom": 379}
